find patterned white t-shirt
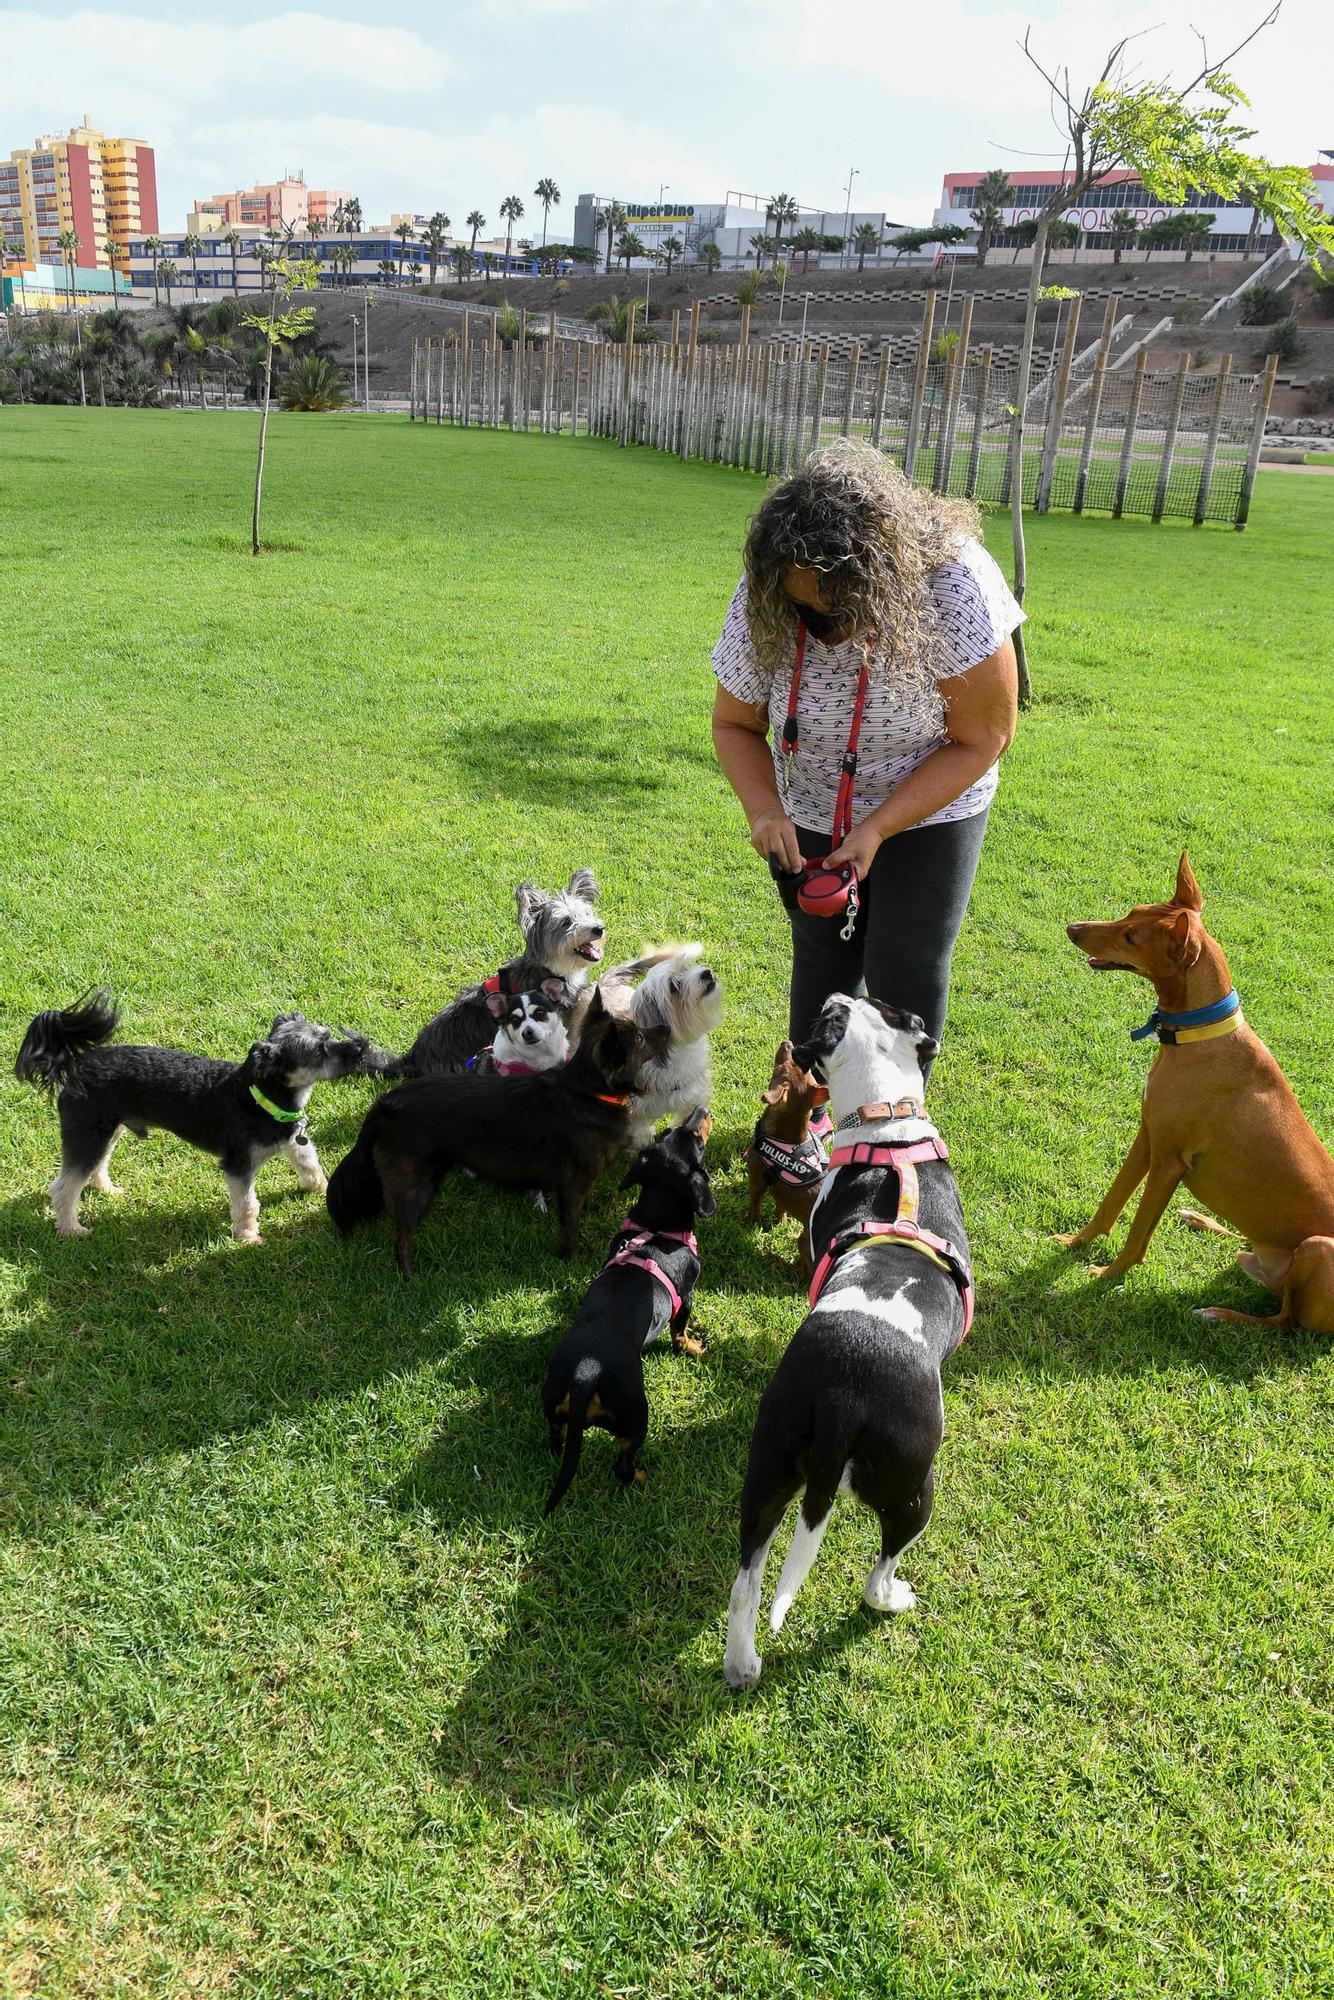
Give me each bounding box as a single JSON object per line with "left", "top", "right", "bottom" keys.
{"left": 711, "top": 537, "right": 1025, "bottom": 833}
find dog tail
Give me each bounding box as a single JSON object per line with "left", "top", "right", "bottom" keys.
{"left": 768, "top": 1397, "right": 859, "bottom": 1634}
{"left": 543, "top": 1363, "right": 603, "bottom": 1516}
{"left": 326, "top": 1109, "right": 386, "bottom": 1234}
{"left": 14, "top": 988, "right": 119, "bottom": 1094}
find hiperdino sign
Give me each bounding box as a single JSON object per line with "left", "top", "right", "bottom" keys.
{"left": 623, "top": 202, "right": 696, "bottom": 225}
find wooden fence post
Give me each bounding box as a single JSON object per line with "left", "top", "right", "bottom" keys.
{"left": 1113, "top": 350, "right": 1149, "bottom": 519}
{"left": 1072, "top": 292, "right": 1119, "bottom": 513}
{"left": 870, "top": 343, "right": 892, "bottom": 452}
{"left": 1192, "top": 355, "right": 1234, "bottom": 525}
{"left": 752, "top": 344, "right": 771, "bottom": 472}
{"left": 1035, "top": 295, "right": 1083, "bottom": 513}
{"left": 679, "top": 301, "right": 700, "bottom": 460}
{"left": 901, "top": 290, "right": 937, "bottom": 483}
{"left": 739, "top": 302, "right": 751, "bottom": 350}
{"left": 841, "top": 341, "right": 862, "bottom": 438}
{"left": 1152, "top": 350, "right": 1193, "bottom": 523}
{"left": 410, "top": 338, "right": 418, "bottom": 419}
{"left": 1234, "top": 350, "right": 1279, "bottom": 530}
{"left": 809, "top": 341, "right": 831, "bottom": 456}
{"left": 670, "top": 307, "right": 681, "bottom": 350}
{"left": 934, "top": 296, "right": 973, "bottom": 493}
{"left": 964, "top": 345, "right": 993, "bottom": 499}
{"left": 619, "top": 301, "right": 637, "bottom": 446}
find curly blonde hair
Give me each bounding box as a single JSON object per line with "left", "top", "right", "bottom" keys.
{"left": 743, "top": 439, "right": 981, "bottom": 695}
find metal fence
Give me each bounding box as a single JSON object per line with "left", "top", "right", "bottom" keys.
{"left": 407, "top": 293, "right": 1279, "bottom": 528}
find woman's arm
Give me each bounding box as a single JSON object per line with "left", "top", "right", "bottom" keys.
{"left": 711, "top": 685, "right": 804, "bottom": 873}
{"left": 827, "top": 640, "right": 1019, "bottom": 878}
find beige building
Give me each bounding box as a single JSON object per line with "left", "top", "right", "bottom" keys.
{"left": 0, "top": 118, "right": 157, "bottom": 273}
{"left": 190, "top": 175, "right": 354, "bottom": 236}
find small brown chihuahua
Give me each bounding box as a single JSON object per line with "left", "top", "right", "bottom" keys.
{"left": 745, "top": 1039, "right": 829, "bottom": 1277}
{"left": 1061, "top": 851, "right": 1334, "bottom": 1334}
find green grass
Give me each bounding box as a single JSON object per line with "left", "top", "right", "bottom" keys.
{"left": 2, "top": 409, "right": 1333, "bottom": 1998}
{"left": 1304, "top": 450, "right": 1334, "bottom": 467}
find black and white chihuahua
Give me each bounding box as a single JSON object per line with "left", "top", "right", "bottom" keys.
{"left": 14, "top": 990, "right": 392, "bottom": 1243}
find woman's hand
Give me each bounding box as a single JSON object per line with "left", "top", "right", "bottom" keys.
{"left": 826, "top": 820, "right": 883, "bottom": 882}
{"left": 749, "top": 808, "right": 803, "bottom": 874}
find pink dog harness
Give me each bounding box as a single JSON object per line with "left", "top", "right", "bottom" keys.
{"left": 809, "top": 1138, "right": 974, "bottom": 1339}
{"left": 605, "top": 1218, "right": 698, "bottom": 1321}
{"left": 749, "top": 1120, "right": 826, "bottom": 1188}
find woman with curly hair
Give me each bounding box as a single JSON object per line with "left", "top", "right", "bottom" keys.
{"left": 711, "top": 439, "right": 1022, "bottom": 1058}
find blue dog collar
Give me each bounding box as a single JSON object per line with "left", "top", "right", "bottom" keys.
{"left": 1130, "top": 989, "right": 1241, "bottom": 1044}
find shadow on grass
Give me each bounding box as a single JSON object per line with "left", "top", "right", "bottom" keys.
{"left": 436, "top": 715, "right": 715, "bottom": 808}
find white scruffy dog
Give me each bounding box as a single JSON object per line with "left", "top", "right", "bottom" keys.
{"left": 623, "top": 946, "right": 724, "bottom": 1148}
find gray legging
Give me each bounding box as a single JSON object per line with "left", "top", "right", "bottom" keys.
{"left": 776, "top": 809, "right": 990, "bottom": 1050}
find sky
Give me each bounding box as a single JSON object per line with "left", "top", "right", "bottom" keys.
{"left": 1, "top": 0, "right": 1327, "bottom": 236}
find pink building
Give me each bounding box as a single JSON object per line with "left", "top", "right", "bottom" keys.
{"left": 191, "top": 174, "right": 353, "bottom": 233}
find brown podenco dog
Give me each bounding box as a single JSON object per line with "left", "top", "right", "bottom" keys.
{"left": 1059, "top": 853, "right": 1334, "bottom": 1334}
{"left": 745, "top": 1040, "right": 829, "bottom": 1278}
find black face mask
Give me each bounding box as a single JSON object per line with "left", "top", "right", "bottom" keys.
{"left": 796, "top": 603, "right": 847, "bottom": 641}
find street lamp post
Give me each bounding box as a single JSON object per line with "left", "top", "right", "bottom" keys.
{"left": 799, "top": 290, "right": 811, "bottom": 353}
{"left": 362, "top": 290, "right": 371, "bottom": 412}
{"left": 349, "top": 316, "right": 359, "bottom": 404}
{"left": 842, "top": 165, "right": 859, "bottom": 272}
{"left": 777, "top": 254, "right": 789, "bottom": 325}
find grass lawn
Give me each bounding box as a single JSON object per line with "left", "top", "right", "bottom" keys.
{"left": 2, "top": 409, "right": 1332, "bottom": 1998}
{"left": 1305, "top": 450, "right": 1334, "bottom": 467}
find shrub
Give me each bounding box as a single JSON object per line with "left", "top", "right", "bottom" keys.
{"left": 736, "top": 272, "right": 762, "bottom": 307}
{"left": 554, "top": 279, "right": 570, "bottom": 297}
{"left": 1172, "top": 295, "right": 1204, "bottom": 324}
{"left": 277, "top": 356, "right": 349, "bottom": 411}
{"left": 1253, "top": 316, "right": 1303, "bottom": 365}
{"left": 1306, "top": 266, "right": 1334, "bottom": 320}
{"left": 1237, "top": 281, "right": 1283, "bottom": 325}
{"left": 1298, "top": 373, "right": 1334, "bottom": 414}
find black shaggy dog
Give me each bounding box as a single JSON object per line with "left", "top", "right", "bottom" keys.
{"left": 328, "top": 993, "right": 669, "bottom": 1275}
{"left": 542, "top": 1110, "right": 715, "bottom": 1515}
{"left": 15, "top": 990, "right": 391, "bottom": 1243}
{"left": 398, "top": 870, "right": 606, "bottom": 1076}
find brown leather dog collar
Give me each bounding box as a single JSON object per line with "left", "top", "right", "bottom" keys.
{"left": 836, "top": 1097, "right": 924, "bottom": 1132}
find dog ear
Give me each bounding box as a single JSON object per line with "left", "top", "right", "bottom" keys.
{"left": 567, "top": 868, "right": 599, "bottom": 903}
{"left": 916, "top": 1033, "right": 941, "bottom": 1072}
{"left": 485, "top": 990, "right": 509, "bottom": 1019}
{"left": 1174, "top": 851, "right": 1203, "bottom": 913}
{"left": 691, "top": 1169, "right": 717, "bottom": 1217}
{"left": 760, "top": 1083, "right": 787, "bottom": 1104}
{"left": 515, "top": 882, "right": 547, "bottom": 930}
{"left": 810, "top": 1081, "right": 830, "bottom": 1106}
{"left": 1166, "top": 909, "right": 1203, "bottom": 968}
{"left": 242, "top": 1039, "right": 280, "bottom": 1081}
{"left": 618, "top": 1149, "right": 649, "bottom": 1191}
{"left": 540, "top": 977, "right": 565, "bottom": 1004}
{"left": 640, "top": 1022, "right": 672, "bottom": 1055}
{"left": 584, "top": 986, "right": 608, "bottom": 1023}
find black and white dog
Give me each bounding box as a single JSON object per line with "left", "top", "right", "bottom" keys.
{"left": 14, "top": 991, "right": 389, "bottom": 1244}
{"left": 723, "top": 995, "right": 973, "bottom": 1691}
{"left": 542, "top": 1110, "right": 715, "bottom": 1514}
{"left": 472, "top": 992, "right": 570, "bottom": 1077}
{"left": 398, "top": 870, "right": 606, "bottom": 1075}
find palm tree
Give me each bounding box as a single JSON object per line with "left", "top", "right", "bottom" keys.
{"left": 1, "top": 232, "right": 30, "bottom": 314}
{"left": 466, "top": 210, "right": 486, "bottom": 265}
{"left": 377, "top": 257, "right": 396, "bottom": 284}
{"left": 968, "top": 169, "right": 1011, "bottom": 269}
{"left": 659, "top": 233, "right": 684, "bottom": 275}
{"left": 533, "top": 177, "right": 560, "bottom": 248}
{"left": 615, "top": 229, "right": 646, "bottom": 274}
{"left": 182, "top": 230, "right": 203, "bottom": 299}
{"left": 499, "top": 195, "right": 524, "bottom": 274}
{"left": 698, "top": 241, "right": 722, "bottom": 275}
{"left": 603, "top": 201, "right": 625, "bottom": 274}
{"left": 159, "top": 258, "right": 179, "bottom": 306}
{"left": 748, "top": 233, "right": 769, "bottom": 271}
{"left": 144, "top": 234, "right": 163, "bottom": 307}
{"left": 766, "top": 193, "right": 798, "bottom": 259}
{"left": 588, "top": 293, "right": 648, "bottom": 343}
{"left": 344, "top": 197, "right": 363, "bottom": 235}
{"left": 852, "top": 222, "right": 880, "bottom": 272}
{"left": 57, "top": 228, "right": 79, "bottom": 311}
{"left": 791, "top": 226, "right": 822, "bottom": 272}
{"left": 305, "top": 215, "right": 322, "bottom": 241}
{"left": 104, "top": 239, "right": 123, "bottom": 302}
{"left": 422, "top": 211, "right": 450, "bottom": 287}
{"left": 395, "top": 221, "right": 414, "bottom": 278}
{"left": 452, "top": 245, "right": 473, "bottom": 284}
{"left": 1109, "top": 210, "right": 1138, "bottom": 266}
{"left": 221, "top": 229, "right": 242, "bottom": 296}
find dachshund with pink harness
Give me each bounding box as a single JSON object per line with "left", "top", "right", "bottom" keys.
{"left": 542, "top": 1110, "right": 715, "bottom": 1515}
{"left": 724, "top": 996, "right": 973, "bottom": 1690}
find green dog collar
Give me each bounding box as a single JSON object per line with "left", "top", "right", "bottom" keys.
{"left": 249, "top": 1084, "right": 305, "bottom": 1124}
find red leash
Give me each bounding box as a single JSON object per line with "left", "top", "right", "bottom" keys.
{"left": 779, "top": 622, "right": 873, "bottom": 938}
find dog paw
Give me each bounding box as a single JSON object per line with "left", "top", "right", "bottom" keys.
{"left": 302, "top": 1174, "right": 328, "bottom": 1197}
{"left": 1052, "top": 1231, "right": 1090, "bottom": 1250}
{"left": 531, "top": 1191, "right": 548, "bottom": 1212}
{"left": 673, "top": 1333, "right": 707, "bottom": 1357}
{"left": 92, "top": 1181, "right": 125, "bottom": 1198}
{"left": 633, "top": 1466, "right": 647, "bottom": 1486}
{"left": 865, "top": 1575, "right": 916, "bottom": 1614}
{"left": 1193, "top": 1306, "right": 1224, "bottom": 1321}
{"left": 723, "top": 1651, "right": 763, "bottom": 1691}
{"left": 54, "top": 1220, "right": 90, "bottom": 1238}
{"left": 235, "top": 1230, "right": 264, "bottom": 1246}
